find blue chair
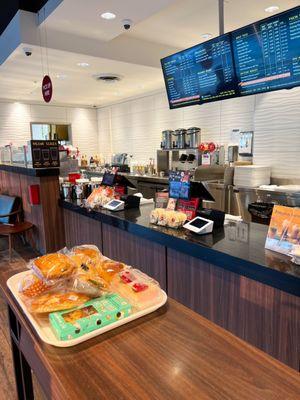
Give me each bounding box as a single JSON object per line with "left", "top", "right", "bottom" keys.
{"left": 0, "top": 195, "right": 33, "bottom": 261}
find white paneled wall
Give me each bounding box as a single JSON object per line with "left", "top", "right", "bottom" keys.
{"left": 1, "top": 85, "right": 300, "bottom": 180}
{"left": 98, "top": 87, "right": 300, "bottom": 180}
{"left": 0, "top": 101, "right": 98, "bottom": 157}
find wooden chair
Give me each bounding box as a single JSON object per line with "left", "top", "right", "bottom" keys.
{"left": 0, "top": 195, "right": 33, "bottom": 261}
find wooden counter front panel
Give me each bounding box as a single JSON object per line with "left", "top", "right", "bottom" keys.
{"left": 63, "top": 209, "right": 103, "bottom": 252}
{"left": 167, "top": 248, "right": 300, "bottom": 370}
{"left": 102, "top": 223, "right": 167, "bottom": 290}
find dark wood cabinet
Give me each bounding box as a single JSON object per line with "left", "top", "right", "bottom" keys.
{"left": 63, "top": 209, "right": 103, "bottom": 251}
{"left": 102, "top": 223, "right": 167, "bottom": 290}
{"left": 167, "top": 248, "right": 300, "bottom": 370}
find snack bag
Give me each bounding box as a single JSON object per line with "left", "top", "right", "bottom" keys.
{"left": 30, "top": 252, "right": 76, "bottom": 281}
{"left": 110, "top": 269, "right": 164, "bottom": 310}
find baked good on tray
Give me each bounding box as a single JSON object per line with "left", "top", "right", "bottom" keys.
{"left": 30, "top": 292, "right": 90, "bottom": 313}
{"left": 19, "top": 273, "right": 52, "bottom": 298}
{"left": 72, "top": 245, "right": 102, "bottom": 262}
{"left": 110, "top": 269, "right": 164, "bottom": 310}
{"left": 98, "top": 259, "right": 126, "bottom": 284}
{"left": 33, "top": 253, "right": 76, "bottom": 280}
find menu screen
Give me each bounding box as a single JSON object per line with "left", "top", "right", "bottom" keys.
{"left": 232, "top": 6, "right": 300, "bottom": 96}
{"left": 161, "top": 34, "right": 238, "bottom": 108}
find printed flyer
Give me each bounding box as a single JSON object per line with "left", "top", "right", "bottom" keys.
{"left": 265, "top": 205, "right": 300, "bottom": 255}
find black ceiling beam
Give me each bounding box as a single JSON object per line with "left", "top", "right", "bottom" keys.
{"left": 0, "top": 0, "right": 49, "bottom": 35}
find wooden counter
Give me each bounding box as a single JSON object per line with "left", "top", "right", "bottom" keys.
{"left": 1, "top": 261, "right": 300, "bottom": 400}
{"left": 0, "top": 164, "right": 65, "bottom": 254}
{"left": 61, "top": 202, "right": 300, "bottom": 370}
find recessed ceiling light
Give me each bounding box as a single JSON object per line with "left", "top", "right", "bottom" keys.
{"left": 101, "top": 12, "right": 116, "bottom": 20}
{"left": 77, "top": 62, "right": 90, "bottom": 67}
{"left": 201, "top": 33, "right": 212, "bottom": 40}
{"left": 56, "top": 73, "right": 67, "bottom": 79}
{"left": 265, "top": 5, "right": 279, "bottom": 13}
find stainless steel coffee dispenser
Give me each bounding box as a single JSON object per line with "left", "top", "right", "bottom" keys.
{"left": 186, "top": 127, "right": 201, "bottom": 148}
{"left": 161, "top": 130, "right": 174, "bottom": 149}
{"left": 173, "top": 129, "right": 187, "bottom": 149}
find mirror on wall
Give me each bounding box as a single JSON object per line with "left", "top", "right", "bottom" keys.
{"left": 31, "top": 123, "right": 71, "bottom": 144}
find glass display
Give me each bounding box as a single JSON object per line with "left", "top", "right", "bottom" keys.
{"left": 161, "top": 33, "right": 238, "bottom": 109}
{"left": 232, "top": 6, "right": 300, "bottom": 96}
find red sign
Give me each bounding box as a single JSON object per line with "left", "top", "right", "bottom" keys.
{"left": 42, "top": 75, "right": 53, "bottom": 103}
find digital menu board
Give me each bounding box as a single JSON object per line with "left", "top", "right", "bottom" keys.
{"left": 161, "top": 34, "right": 238, "bottom": 109}
{"left": 232, "top": 6, "right": 300, "bottom": 96}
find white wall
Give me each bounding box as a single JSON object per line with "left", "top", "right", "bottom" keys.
{"left": 0, "top": 101, "right": 98, "bottom": 157}
{"left": 97, "top": 87, "right": 300, "bottom": 180}
{"left": 1, "top": 86, "right": 300, "bottom": 181}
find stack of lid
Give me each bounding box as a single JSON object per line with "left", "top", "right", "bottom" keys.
{"left": 234, "top": 165, "right": 271, "bottom": 188}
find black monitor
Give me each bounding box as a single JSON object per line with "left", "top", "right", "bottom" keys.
{"left": 161, "top": 33, "right": 238, "bottom": 109}
{"left": 231, "top": 6, "right": 300, "bottom": 96}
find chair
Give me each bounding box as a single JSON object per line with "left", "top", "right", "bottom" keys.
{"left": 0, "top": 195, "right": 33, "bottom": 261}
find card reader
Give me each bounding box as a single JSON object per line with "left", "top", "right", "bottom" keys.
{"left": 103, "top": 199, "right": 125, "bottom": 211}
{"left": 183, "top": 216, "right": 214, "bottom": 235}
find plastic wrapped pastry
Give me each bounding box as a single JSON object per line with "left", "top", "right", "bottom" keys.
{"left": 18, "top": 273, "right": 53, "bottom": 298}
{"left": 29, "top": 291, "right": 91, "bottom": 313}
{"left": 70, "top": 245, "right": 104, "bottom": 275}
{"left": 150, "top": 208, "right": 187, "bottom": 229}
{"left": 166, "top": 210, "right": 187, "bottom": 228}
{"left": 71, "top": 245, "right": 103, "bottom": 263}
{"left": 31, "top": 253, "right": 76, "bottom": 281}
{"left": 150, "top": 208, "right": 165, "bottom": 224}
{"left": 85, "top": 187, "right": 115, "bottom": 209}
{"left": 110, "top": 269, "right": 164, "bottom": 310}
{"left": 98, "top": 259, "right": 126, "bottom": 284}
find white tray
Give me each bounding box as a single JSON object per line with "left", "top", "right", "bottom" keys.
{"left": 7, "top": 271, "right": 167, "bottom": 347}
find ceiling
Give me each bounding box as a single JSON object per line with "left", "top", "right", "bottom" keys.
{"left": 0, "top": 45, "right": 163, "bottom": 106}
{"left": 0, "top": 0, "right": 300, "bottom": 107}
{"left": 127, "top": 0, "right": 300, "bottom": 48}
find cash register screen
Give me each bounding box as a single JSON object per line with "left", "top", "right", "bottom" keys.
{"left": 102, "top": 172, "right": 115, "bottom": 186}
{"left": 189, "top": 218, "right": 209, "bottom": 229}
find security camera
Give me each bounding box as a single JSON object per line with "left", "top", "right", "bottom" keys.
{"left": 122, "top": 19, "right": 132, "bottom": 30}
{"left": 23, "top": 47, "right": 32, "bottom": 57}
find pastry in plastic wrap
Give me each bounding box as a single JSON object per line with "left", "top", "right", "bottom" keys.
{"left": 19, "top": 273, "right": 52, "bottom": 298}
{"left": 98, "top": 259, "right": 126, "bottom": 284}
{"left": 72, "top": 263, "right": 109, "bottom": 297}
{"left": 110, "top": 269, "right": 164, "bottom": 310}
{"left": 72, "top": 245, "right": 102, "bottom": 263}
{"left": 150, "top": 208, "right": 187, "bottom": 229}
{"left": 150, "top": 208, "right": 164, "bottom": 224}
{"left": 29, "top": 291, "right": 90, "bottom": 313}
{"left": 166, "top": 210, "right": 187, "bottom": 228}
{"left": 32, "top": 253, "right": 76, "bottom": 280}
{"left": 86, "top": 187, "right": 114, "bottom": 209}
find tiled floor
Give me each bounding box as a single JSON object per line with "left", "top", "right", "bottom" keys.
{"left": 0, "top": 237, "right": 46, "bottom": 400}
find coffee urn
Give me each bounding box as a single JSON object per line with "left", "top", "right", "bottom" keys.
{"left": 161, "top": 130, "right": 174, "bottom": 149}
{"left": 173, "top": 129, "right": 187, "bottom": 149}
{"left": 186, "top": 127, "right": 201, "bottom": 148}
